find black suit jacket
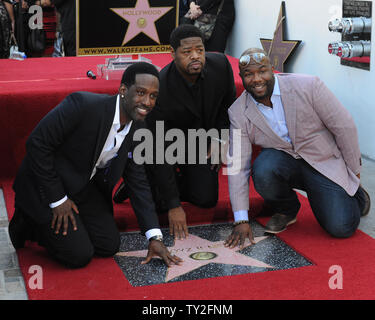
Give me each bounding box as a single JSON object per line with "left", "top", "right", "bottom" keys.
{"left": 146, "top": 52, "right": 236, "bottom": 208}
{"left": 13, "top": 92, "right": 159, "bottom": 234}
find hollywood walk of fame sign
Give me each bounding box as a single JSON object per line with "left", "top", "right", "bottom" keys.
{"left": 77, "top": 0, "right": 178, "bottom": 56}
{"left": 114, "top": 223, "right": 313, "bottom": 287}
{"left": 260, "top": 1, "right": 301, "bottom": 72}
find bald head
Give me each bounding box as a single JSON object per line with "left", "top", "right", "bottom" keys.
{"left": 240, "top": 47, "right": 268, "bottom": 57}
{"left": 239, "top": 48, "right": 272, "bottom": 68}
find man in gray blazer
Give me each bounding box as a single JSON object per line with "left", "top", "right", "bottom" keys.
{"left": 225, "top": 48, "right": 370, "bottom": 248}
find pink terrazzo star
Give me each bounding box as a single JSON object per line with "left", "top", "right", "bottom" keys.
{"left": 116, "top": 234, "right": 273, "bottom": 282}
{"left": 110, "top": 0, "right": 174, "bottom": 45}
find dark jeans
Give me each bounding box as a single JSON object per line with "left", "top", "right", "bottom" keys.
{"left": 252, "top": 149, "right": 363, "bottom": 238}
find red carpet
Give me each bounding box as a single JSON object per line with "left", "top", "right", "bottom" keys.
{"left": 2, "top": 176, "right": 375, "bottom": 300}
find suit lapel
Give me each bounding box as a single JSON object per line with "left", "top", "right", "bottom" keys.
{"left": 278, "top": 75, "right": 297, "bottom": 145}
{"left": 243, "top": 92, "right": 289, "bottom": 145}
{"left": 107, "top": 121, "right": 137, "bottom": 183}
{"left": 90, "top": 95, "right": 117, "bottom": 173}
{"left": 116, "top": 121, "right": 135, "bottom": 162}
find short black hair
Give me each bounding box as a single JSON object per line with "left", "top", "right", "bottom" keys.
{"left": 121, "top": 62, "right": 159, "bottom": 87}
{"left": 169, "top": 24, "right": 204, "bottom": 51}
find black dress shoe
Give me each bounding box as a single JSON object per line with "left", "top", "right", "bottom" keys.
{"left": 113, "top": 182, "right": 129, "bottom": 204}
{"left": 264, "top": 213, "right": 297, "bottom": 234}
{"left": 8, "top": 208, "right": 35, "bottom": 249}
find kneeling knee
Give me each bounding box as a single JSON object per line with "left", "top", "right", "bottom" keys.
{"left": 192, "top": 196, "right": 218, "bottom": 209}
{"left": 252, "top": 165, "right": 280, "bottom": 191}
{"left": 58, "top": 247, "right": 94, "bottom": 269}
{"left": 95, "top": 237, "right": 120, "bottom": 257}
{"left": 324, "top": 224, "right": 358, "bottom": 239}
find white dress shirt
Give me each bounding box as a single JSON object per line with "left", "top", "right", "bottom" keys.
{"left": 234, "top": 76, "right": 292, "bottom": 222}
{"left": 90, "top": 95, "right": 132, "bottom": 179}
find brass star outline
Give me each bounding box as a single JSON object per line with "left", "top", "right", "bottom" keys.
{"left": 117, "top": 234, "right": 272, "bottom": 283}
{"left": 110, "top": 0, "right": 174, "bottom": 45}
{"left": 260, "top": 1, "right": 301, "bottom": 72}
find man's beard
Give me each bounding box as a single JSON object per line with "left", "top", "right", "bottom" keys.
{"left": 249, "top": 76, "right": 275, "bottom": 101}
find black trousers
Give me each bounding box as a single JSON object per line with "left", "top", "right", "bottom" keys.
{"left": 148, "top": 163, "right": 219, "bottom": 211}
{"left": 62, "top": 28, "right": 76, "bottom": 56}
{"left": 177, "top": 163, "right": 219, "bottom": 208}
{"left": 205, "top": 16, "right": 234, "bottom": 53}
{"left": 30, "top": 178, "right": 120, "bottom": 268}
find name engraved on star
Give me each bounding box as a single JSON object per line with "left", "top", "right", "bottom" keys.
{"left": 111, "top": 0, "right": 174, "bottom": 45}
{"left": 120, "top": 9, "right": 163, "bottom": 16}
{"left": 168, "top": 243, "right": 223, "bottom": 255}
{"left": 274, "top": 47, "right": 288, "bottom": 54}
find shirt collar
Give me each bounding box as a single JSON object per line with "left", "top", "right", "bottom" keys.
{"left": 115, "top": 95, "right": 132, "bottom": 135}
{"left": 273, "top": 75, "right": 280, "bottom": 96}
{"left": 114, "top": 95, "right": 121, "bottom": 126}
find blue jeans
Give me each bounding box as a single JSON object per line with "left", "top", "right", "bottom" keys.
{"left": 252, "top": 149, "right": 363, "bottom": 238}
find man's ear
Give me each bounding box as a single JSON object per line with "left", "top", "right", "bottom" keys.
{"left": 171, "top": 47, "right": 176, "bottom": 60}
{"left": 238, "top": 67, "right": 244, "bottom": 78}
{"left": 119, "top": 83, "right": 127, "bottom": 95}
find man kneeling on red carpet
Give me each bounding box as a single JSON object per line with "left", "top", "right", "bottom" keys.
{"left": 9, "top": 63, "right": 183, "bottom": 268}
{"left": 225, "top": 48, "right": 371, "bottom": 249}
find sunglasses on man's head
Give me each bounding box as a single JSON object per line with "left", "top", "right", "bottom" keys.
{"left": 239, "top": 53, "right": 267, "bottom": 67}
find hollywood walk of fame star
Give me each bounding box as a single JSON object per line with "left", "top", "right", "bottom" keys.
{"left": 110, "top": 0, "right": 174, "bottom": 46}
{"left": 260, "top": 1, "right": 301, "bottom": 72}
{"left": 116, "top": 234, "right": 273, "bottom": 282}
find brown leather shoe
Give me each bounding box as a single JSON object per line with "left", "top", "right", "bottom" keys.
{"left": 264, "top": 213, "right": 297, "bottom": 234}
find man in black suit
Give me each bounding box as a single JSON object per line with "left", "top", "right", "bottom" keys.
{"left": 9, "top": 63, "right": 182, "bottom": 268}
{"left": 114, "top": 25, "right": 236, "bottom": 240}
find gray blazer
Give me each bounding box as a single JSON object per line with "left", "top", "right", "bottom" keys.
{"left": 227, "top": 73, "right": 361, "bottom": 212}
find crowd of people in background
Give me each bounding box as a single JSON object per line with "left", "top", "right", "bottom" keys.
{"left": 0, "top": 0, "right": 75, "bottom": 59}
{"left": 0, "top": 0, "right": 234, "bottom": 59}
{"left": 179, "top": 0, "right": 235, "bottom": 53}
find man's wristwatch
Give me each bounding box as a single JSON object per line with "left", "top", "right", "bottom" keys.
{"left": 233, "top": 220, "right": 249, "bottom": 226}
{"left": 149, "top": 235, "right": 163, "bottom": 242}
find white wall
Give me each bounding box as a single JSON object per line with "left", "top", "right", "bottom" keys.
{"left": 226, "top": 0, "right": 375, "bottom": 160}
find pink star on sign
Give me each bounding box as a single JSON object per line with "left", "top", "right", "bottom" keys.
{"left": 116, "top": 234, "right": 273, "bottom": 282}
{"left": 110, "top": 0, "right": 174, "bottom": 45}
